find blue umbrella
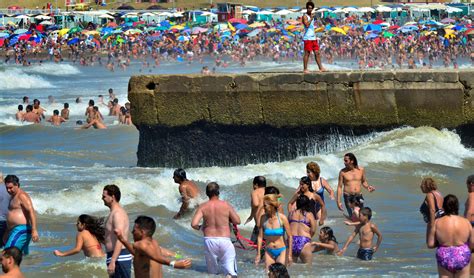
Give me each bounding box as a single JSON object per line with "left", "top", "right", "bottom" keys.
{"left": 365, "top": 33, "right": 378, "bottom": 39}
{"left": 8, "top": 36, "right": 18, "bottom": 46}
{"left": 0, "top": 32, "right": 9, "bottom": 38}
{"left": 100, "top": 27, "right": 114, "bottom": 34}
{"left": 235, "top": 23, "right": 247, "bottom": 30}
{"left": 67, "top": 37, "right": 79, "bottom": 45}
{"left": 364, "top": 24, "right": 382, "bottom": 32}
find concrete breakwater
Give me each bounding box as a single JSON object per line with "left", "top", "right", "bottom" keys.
{"left": 128, "top": 70, "right": 474, "bottom": 167}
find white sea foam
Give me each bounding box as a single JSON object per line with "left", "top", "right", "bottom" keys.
{"left": 22, "top": 63, "right": 81, "bottom": 76}
{"left": 0, "top": 68, "right": 54, "bottom": 90}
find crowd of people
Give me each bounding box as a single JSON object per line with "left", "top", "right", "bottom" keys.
{"left": 14, "top": 88, "right": 132, "bottom": 128}
{"left": 1, "top": 153, "right": 472, "bottom": 277}
{"left": 1, "top": 2, "right": 473, "bottom": 72}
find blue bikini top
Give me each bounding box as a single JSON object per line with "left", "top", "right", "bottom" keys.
{"left": 264, "top": 212, "right": 285, "bottom": 237}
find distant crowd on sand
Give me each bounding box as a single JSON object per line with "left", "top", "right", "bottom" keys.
{"left": 1, "top": 153, "right": 472, "bottom": 277}
{"left": 14, "top": 88, "right": 132, "bottom": 128}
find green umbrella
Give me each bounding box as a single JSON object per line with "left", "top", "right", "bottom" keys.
{"left": 383, "top": 31, "right": 395, "bottom": 38}
{"left": 155, "top": 26, "right": 168, "bottom": 31}
{"left": 68, "top": 26, "right": 83, "bottom": 34}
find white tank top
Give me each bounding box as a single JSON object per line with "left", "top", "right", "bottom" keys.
{"left": 303, "top": 14, "right": 316, "bottom": 41}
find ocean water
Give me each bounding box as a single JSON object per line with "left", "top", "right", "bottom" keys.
{"left": 0, "top": 59, "right": 473, "bottom": 277}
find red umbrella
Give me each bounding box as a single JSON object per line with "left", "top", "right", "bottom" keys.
{"left": 465, "top": 29, "right": 474, "bottom": 35}
{"left": 107, "top": 22, "right": 118, "bottom": 28}
{"left": 229, "top": 18, "right": 247, "bottom": 24}
{"left": 389, "top": 25, "right": 400, "bottom": 30}
{"left": 18, "top": 34, "right": 31, "bottom": 41}
{"left": 372, "top": 19, "right": 385, "bottom": 25}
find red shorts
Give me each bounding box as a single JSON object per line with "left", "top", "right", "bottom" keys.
{"left": 304, "top": 40, "right": 320, "bottom": 52}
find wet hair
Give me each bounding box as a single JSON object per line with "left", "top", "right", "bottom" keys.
{"left": 443, "top": 194, "right": 459, "bottom": 216}
{"left": 76, "top": 120, "right": 83, "bottom": 125}
{"left": 253, "top": 176, "right": 266, "bottom": 188}
{"left": 206, "top": 182, "right": 219, "bottom": 197}
{"left": 4, "top": 175, "right": 19, "bottom": 187}
{"left": 103, "top": 184, "right": 121, "bottom": 202}
{"left": 108, "top": 88, "right": 113, "bottom": 93}
{"left": 467, "top": 175, "right": 474, "bottom": 185}
{"left": 264, "top": 194, "right": 280, "bottom": 215}
{"left": 173, "top": 168, "right": 187, "bottom": 181}
{"left": 93, "top": 106, "right": 99, "bottom": 112}
{"left": 134, "top": 215, "right": 156, "bottom": 237}
{"left": 120, "top": 107, "right": 126, "bottom": 114}
{"left": 306, "top": 161, "right": 321, "bottom": 179}
{"left": 113, "top": 98, "right": 119, "bottom": 104}
{"left": 88, "top": 99, "right": 95, "bottom": 106}
{"left": 296, "top": 194, "right": 312, "bottom": 212}
{"left": 421, "top": 177, "right": 437, "bottom": 192}
{"left": 22, "top": 96, "right": 28, "bottom": 102}
{"left": 2, "top": 247, "right": 22, "bottom": 266}
{"left": 75, "top": 97, "right": 81, "bottom": 103}
{"left": 347, "top": 195, "right": 363, "bottom": 208}
{"left": 33, "top": 98, "right": 40, "bottom": 104}
{"left": 98, "top": 95, "right": 103, "bottom": 98}
{"left": 344, "top": 153, "right": 358, "bottom": 168}
{"left": 26, "top": 105, "right": 33, "bottom": 112}
{"left": 300, "top": 176, "right": 314, "bottom": 192}
{"left": 268, "top": 262, "right": 289, "bottom": 278}
{"left": 320, "top": 226, "right": 338, "bottom": 243}
{"left": 265, "top": 186, "right": 280, "bottom": 195}
{"left": 78, "top": 214, "right": 105, "bottom": 243}
{"left": 18, "top": 105, "right": 23, "bottom": 111}
{"left": 53, "top": 109, "right": 59, "bottom": 115}
{"left": 305, "top": 1, "right": 315, "bottom": 9}
{"left": 64, "top": 103, "right": 69, "bottom": 108}
{"left": 360, "top": 207, "right": 372, "bottom": 220}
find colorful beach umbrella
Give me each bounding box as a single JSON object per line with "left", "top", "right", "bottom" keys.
{"left": 58, "top": 28, "right": 69, "bottom": 36}
{"left": 13, "top": 28, "right": 28, "bottom": 34}
{"left": 67, "top": 37, "right": 80, "bottom": 45}
{"left": 330, "top": 27, "right": 347, "bottom": 35}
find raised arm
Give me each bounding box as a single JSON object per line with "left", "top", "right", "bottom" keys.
{"left": 53, "top": 232, "right": 84, "bottom": 257}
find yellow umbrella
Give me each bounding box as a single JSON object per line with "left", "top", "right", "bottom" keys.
{"left": 315, "top": 26, "right": 325, "bottom": 33}
{"left": 330, "top": 27, "right": 347, "bottom": 35}
{"left": 286, "top": 25, "right": 297, "bottom": 30}
{"left": 249, "top": 22, "right": 265, "bottom": 28}
{"left": 83, "top": 30, "right": 99, "bottom": 36}
{"left": 59, "top": 28, "right": 70, "bottom": 36}
{"left": 444, "top": 28, "right": 455, "bottom": 35}
{"left": 170, "top": 25, "right": 185, "bottom": 30}
{"left": 342, "top": 26, "right": 351, "bottom": 32}
{"left": 227, "top": 22, "right": 235, "bottom": 32}
{"left": 444, "top": 33, "right": 456, "bottom": 39}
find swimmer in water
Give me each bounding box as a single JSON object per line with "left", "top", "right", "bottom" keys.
{"left": 47, "top": 110, "right": 66, "bottom": 126}
{"left": 54, "top": 214, "right": 105, "bottom": 258}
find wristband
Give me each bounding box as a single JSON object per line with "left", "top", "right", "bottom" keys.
{"left": 169, "top": 260, "right": 176, "bottom": 268}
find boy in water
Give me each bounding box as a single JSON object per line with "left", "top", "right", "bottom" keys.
{"left": 61, "top": 103, "right": 69, "bottom": 120}
{"left": 47, "top": 110, "right": 66, "bottom": 126}
{"left": 337, "top": 207, "right": 382, "bottom": 260}
{"left": 115, "top": 216, "right": 191, "bottom": 278}
{"left": 16, "top": 105, "right": 25, "bottom": 121}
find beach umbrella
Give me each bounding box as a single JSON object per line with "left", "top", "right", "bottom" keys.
{"left": 389, "top": 25, "right": 400, "bottom": 30}
{"left": 15, "top": 15, "right": 30, "bottom": 20}
{"left": 315, "top": 27, "right": 325, "bottom": 33}
{"left": 372, "top": 20, "right": 385, "bottom": 25}
{"left": 358, "top": 7, "right": 375, "bottom": 13}
{"left": 247, "top": 28, "right": 262, "bottom": 37}
{"left": 124, "top": 29, "right": 142, "bottom": 35}
{"left": 330, "top": 27, "right": 347, "bottom": 35}
{"left": 100, "top": 14, "right": 115, "bottom": 19}
{"left": 376, "top": 6, "right": 392, "bottom": 12}
{"left": 364, "top": 24, "right": 382, "bottom": 32}
{"left": 229, "top": 18, "right": 247, "bottom": 24}
{"left": 441, "top": 18, "right": 455, "bottom": 24}
{"left": 383, "top": 31, "right": 395, "bottom": 38}
{"left": 444, "top": 33, "right": 456, "bottom": 39}
{"left": 365, "top": 33, "right": 378, "bottom": 39}
{"left": 192, "top": 27, "right": 208, "bottom": 34}
{"left": 84, "top": 30, "right": 99, "bottom": 36}
{"left": 13, "top": 28, "right": 28, "bottom": 34}
{"left": 58, "top": 28, "right": 69, "bottom": 36}
{"left": 342, "top": 7, "right": 358, "bottom": 13}
{"left": 177, "top": 35, "right": 189, "bottom": 42}
{"left": 68, "top": 26, "right": 82, "bottom": 34}
{"left": 465, "top": 29, "right": 474, "bottom": 35}
{"left": 35, "top": 15, "right": 51, "bottom": 20}
{"left": 154, "top": 26, "right": 168, "bottom": 31}
{"left": 107, "top": 22, "right": 118, "bottom": 28}
{"left": 249, "top": 22, "right": 266, "bottom": 28}
{"left": 235, "top": 23, "right": 248, "bottom": 30}
{"left": 0, "top": 32, "right": 9, "bottom": 38}
{"left": 18, "top": 33, "right": 31, "bottom": 41}
{"left": 67, "top": 37, "right": 80, "bottom": 45}
{"left": 39, "top": 20, "right": 54, "bottom": 25}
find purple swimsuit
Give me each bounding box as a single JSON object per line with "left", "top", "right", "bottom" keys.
{"left": 436, "top": 243, "right": 471, "bottom": 273}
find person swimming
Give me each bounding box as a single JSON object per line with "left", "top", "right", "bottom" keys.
{"left": 312, "top": 227, "right": 339, "bottom": 255}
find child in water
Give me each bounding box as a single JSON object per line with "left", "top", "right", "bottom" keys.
{"left": 344, "top": 195, "right": 363, "bottom": 226}
{"left": 53, "top": 214, "right": 105, "bottom": 258}
{"left": 311, "top": 227, "right": 339, "bottom": 255}
{"left": 338, "top": 207, "right": 382, "bottom": 260}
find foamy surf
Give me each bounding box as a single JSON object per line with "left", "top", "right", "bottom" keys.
{"left": 0, "top": 68, "right": 54, "bottom": 90}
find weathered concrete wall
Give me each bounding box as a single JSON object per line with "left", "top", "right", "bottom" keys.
{"left": 129, "top": 70, "right": 474, "bottom": 167}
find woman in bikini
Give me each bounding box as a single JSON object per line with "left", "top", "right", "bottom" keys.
{"left": 288, "top": 195, "right": 316, "bottom": 264}
{"left": 288, "top": 176, "right": 326, "bottom": 226}
{"left": 54, "top": 214, "right": 105, "bottom": 258}
{"left": 255, "top": 194, "right": 293, "bottom": 270}
{"left": 427, "top": 194, "right": 472, "bottom": 277}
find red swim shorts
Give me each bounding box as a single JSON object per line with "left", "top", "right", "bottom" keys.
{"left": 304, "top": 40, "right": 320, "bottom": 52}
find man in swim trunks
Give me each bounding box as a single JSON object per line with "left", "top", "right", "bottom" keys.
{"left": 1, "top": 247, "right": 25, "bottom": 278}
{"left": 191, "top": 182, "right": 241, "bottom": 277}
{"left": 103, "top": 184, "right": 132, "bottom": 278}
{"left": 3, "top": 175, "right": 39, "bottom": 255}
{"left": 244, "top": 176, "right": 266, "bottom": 244}
{"left": 172, "top": 169, "right": 200, "bottom": 219}
{"left": 115, "top": 216, "right": 192, "bottom": 278}
{"left": 302, "top": 1, "right": 326, "bottom": 73}
{"left": 337, "top": 153, "right": 375, "bottom": 217}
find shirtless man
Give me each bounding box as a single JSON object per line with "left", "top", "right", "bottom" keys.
{"left": 85, "top": 99, "right": 95, "bottom": 121}
{"left": 172, "top": 169, "right": 200, "bottom": 219}
{"left": 115, "top": 216, "right": 192, "bottom": 278}
{"left": 61, "top": 103, "right": 70, "bottom": 120}
{"left": 191, "top": 182, "right": 240, "bottom": 276}
{"left": 32, "top": 99, "right": 45, "bottom": 120}
{"left": 47, "top": 110, "right": 66, "bottom": 126}
{"left": 110, "top": 99, "right": 122, "bottom": 117}
{"left": 0, "top": 247, "right": 24, "bottom": 278}
{"left": 15, "top": 105, "right": 25, "bottom": 121}
{"left": 23, "top": 105, "right": 40, "bottom": 123}
{"left": 3, "top": 175, "right": 39, "bottom": 255}
{"left": 81, "top": 109, "right": 107, "bottom": 129}
{"left": 102, "top": 184, "right": 132, "bottom": 278}
{"left": 337, "top": 153, "right": 375, "bottom": 217}
{"left": 244, "top": 176, "right": 266, "bottom": 244}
